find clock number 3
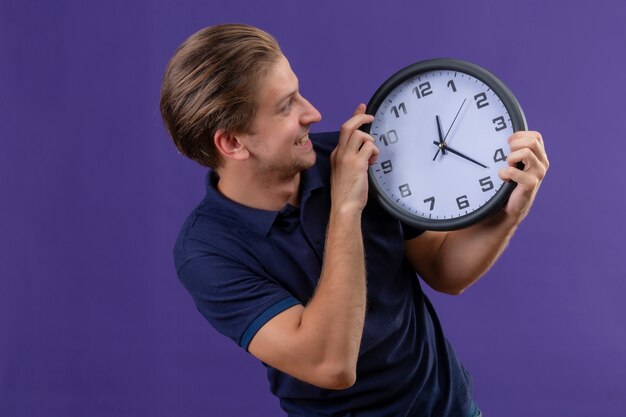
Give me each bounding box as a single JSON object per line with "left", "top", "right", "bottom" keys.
{"left": 492, "top": 116, "right": 507, "bottom": 131}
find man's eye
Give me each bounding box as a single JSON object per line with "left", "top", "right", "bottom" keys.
{"left": 283, "top": 100, "right": 293, "bottom": 112}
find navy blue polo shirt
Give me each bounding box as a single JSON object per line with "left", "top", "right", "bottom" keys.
{"left": 174, "top": 132, "right": 476, "bottom": 416}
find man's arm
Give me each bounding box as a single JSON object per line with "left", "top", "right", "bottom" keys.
{"left": 405, "top": 130, "right": 549, "bottom": 295}
{"left": 248, "top": 104, "right": 378, "bottom": 390}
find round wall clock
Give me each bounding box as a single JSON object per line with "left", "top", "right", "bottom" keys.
{"left": 363, "top": 58, "right": 527, "bottom": 231}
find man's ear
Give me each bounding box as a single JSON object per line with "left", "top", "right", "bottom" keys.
{"left": 214, "top": 129, "right": 249, "bottom": 161}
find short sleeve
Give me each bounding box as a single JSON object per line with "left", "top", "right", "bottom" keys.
{"left": 178, "top": 254, "right": 301, "bottom": 351}
{"left": 401, "top": 222, "right": 425, "bottom": 240}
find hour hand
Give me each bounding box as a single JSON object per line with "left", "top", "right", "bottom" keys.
{"left": 432, "top": 141, "right": 488, "bottom": 168}
{"left": 434, "top": 115, "right": 446, "bottom": 158}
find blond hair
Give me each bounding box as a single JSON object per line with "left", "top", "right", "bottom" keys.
{"left": 160, "top": 24, "right": 282, "bottom": 168}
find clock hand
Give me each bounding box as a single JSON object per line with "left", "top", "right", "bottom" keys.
{"left": 443, "top": 98, "right": 467, "bottom": 141}
{"left": 432, "top": 141, "right": 489, "bottom": 168}
{"left": 432, "top": 98, "right": 467, "bottom": 161}
{"left": 432, "top": 115, "right": 446, "bottom": 161}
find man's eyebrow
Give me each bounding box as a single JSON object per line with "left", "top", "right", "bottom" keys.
{"left": 275, "top": 89, "right": 298, "bottom": 108}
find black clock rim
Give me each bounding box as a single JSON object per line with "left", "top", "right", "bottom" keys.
{"left": 362, "top": 58, "right": 528, "bottom": 231}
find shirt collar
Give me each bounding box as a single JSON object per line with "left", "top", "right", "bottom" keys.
{"left": 204, "top": 161, "right": 325, "bottom": 237}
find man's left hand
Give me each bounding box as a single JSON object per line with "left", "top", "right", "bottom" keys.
{"left": 499, "top": 130, "right": 550, "bottom": 224}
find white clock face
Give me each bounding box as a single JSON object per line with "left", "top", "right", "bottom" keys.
{"left": 369, "top": 69, "right": 516, "bottom": 225}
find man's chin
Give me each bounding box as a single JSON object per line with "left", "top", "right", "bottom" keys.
{"left": 259, "top": 152, "right": 317, "bottom": 180}
{"left": 286, "top": 152, "right": 317, "bottom": 178}
{"left": 300, "top": 150, "right": 317, "bottom": 171}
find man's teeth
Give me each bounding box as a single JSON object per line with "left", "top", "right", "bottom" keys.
{"left": 296, "top": 135, "right": 308, "bottom": 145}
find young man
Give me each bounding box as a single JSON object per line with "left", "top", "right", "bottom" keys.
{"left": 160, "top": 24, "right": 548, "bottom": 416}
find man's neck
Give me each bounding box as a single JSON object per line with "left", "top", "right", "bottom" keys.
{"left": 216, "top": 168, "right": 302, "bottom": 211}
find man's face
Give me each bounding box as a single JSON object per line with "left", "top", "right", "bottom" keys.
{"left": 237, "top": 55, "right": 322, "bottom": 180}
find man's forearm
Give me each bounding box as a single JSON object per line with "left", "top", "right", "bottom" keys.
{"left": 247, "top": 106, "right": 378, "bottom": 389}
{"left": 428, "top": 210, "right": 519, "bottom": 294}
{"left": 297, "top": 206, "right": 366, "bottom": 387}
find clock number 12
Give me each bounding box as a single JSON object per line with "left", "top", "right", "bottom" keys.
{"left": 413, "top": 82, "right": 433, "bottom": 99}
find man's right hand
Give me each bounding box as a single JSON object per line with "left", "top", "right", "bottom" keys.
{"left": 330, "top": 104, "right": 378, "bottom": 213}
{"left": 247, "top": 104, "right": 377, "bottom": 390}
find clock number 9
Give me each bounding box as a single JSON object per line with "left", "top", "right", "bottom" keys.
{"left": 379, "top": 130, "right": 399, "bottom": 146}
{"left": 381, "top": 160, "right": 393, "bottom": 174}
{"left": 412, "top": 82, "right": 433, "bottom": 99}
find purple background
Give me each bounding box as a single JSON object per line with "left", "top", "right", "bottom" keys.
{"left": 1, "top": 1, "right": 625, "bottom": 416}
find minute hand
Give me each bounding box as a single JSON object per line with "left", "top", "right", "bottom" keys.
{"left": 432, "top": 141, "right": 489, "bottom": 169}
{"left": 433, "top": 98, "right": 467, "bottom": 160}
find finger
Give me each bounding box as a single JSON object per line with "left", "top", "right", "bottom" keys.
{"left": 347, "top": 130, "right": 375, "bottom": 153}
{"left": 499, "top": 165, "right": 540, "bottom": 189}
{"left": 507, "top": 147, "right": 539, "bottom": 173}
{"left": 509, "top": 138, "right": 544, "bottom": 157}
{"left": 338, "top": 113, "right": 375, "bottom": 149}
{"left": 356, "top": 140, "right": 379, "bottom": 165}
{"left": 509, "top": 130, "right": 543, "bottom": 145}
{"left": 509, "top": 131, "right": 546, "bottom": 156}
{"left": 367, "top": 144, "right": 380, "bottom": 165}
{"left": 509, "top": 131, "right": 544, "bottom": 149}
{"left": 507, "top": 148, "right": 547, "bottom": 180}
{"left": 509, "top": 132, "right": 549, "bottom": 168}
{"left": 353, "top": 103, "right": 367, "bottom": 117}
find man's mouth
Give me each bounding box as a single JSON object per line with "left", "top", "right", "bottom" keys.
{"left": 295, "top": 132, "right": 309, "bottom": 146}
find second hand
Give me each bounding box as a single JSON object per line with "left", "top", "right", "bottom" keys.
{"left": 433, "top": 98, "right": 467, "bottom": 160}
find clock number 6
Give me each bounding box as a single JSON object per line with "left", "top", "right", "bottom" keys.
{"left": 456, "top": 195, "right": 470, "bottom": 210}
